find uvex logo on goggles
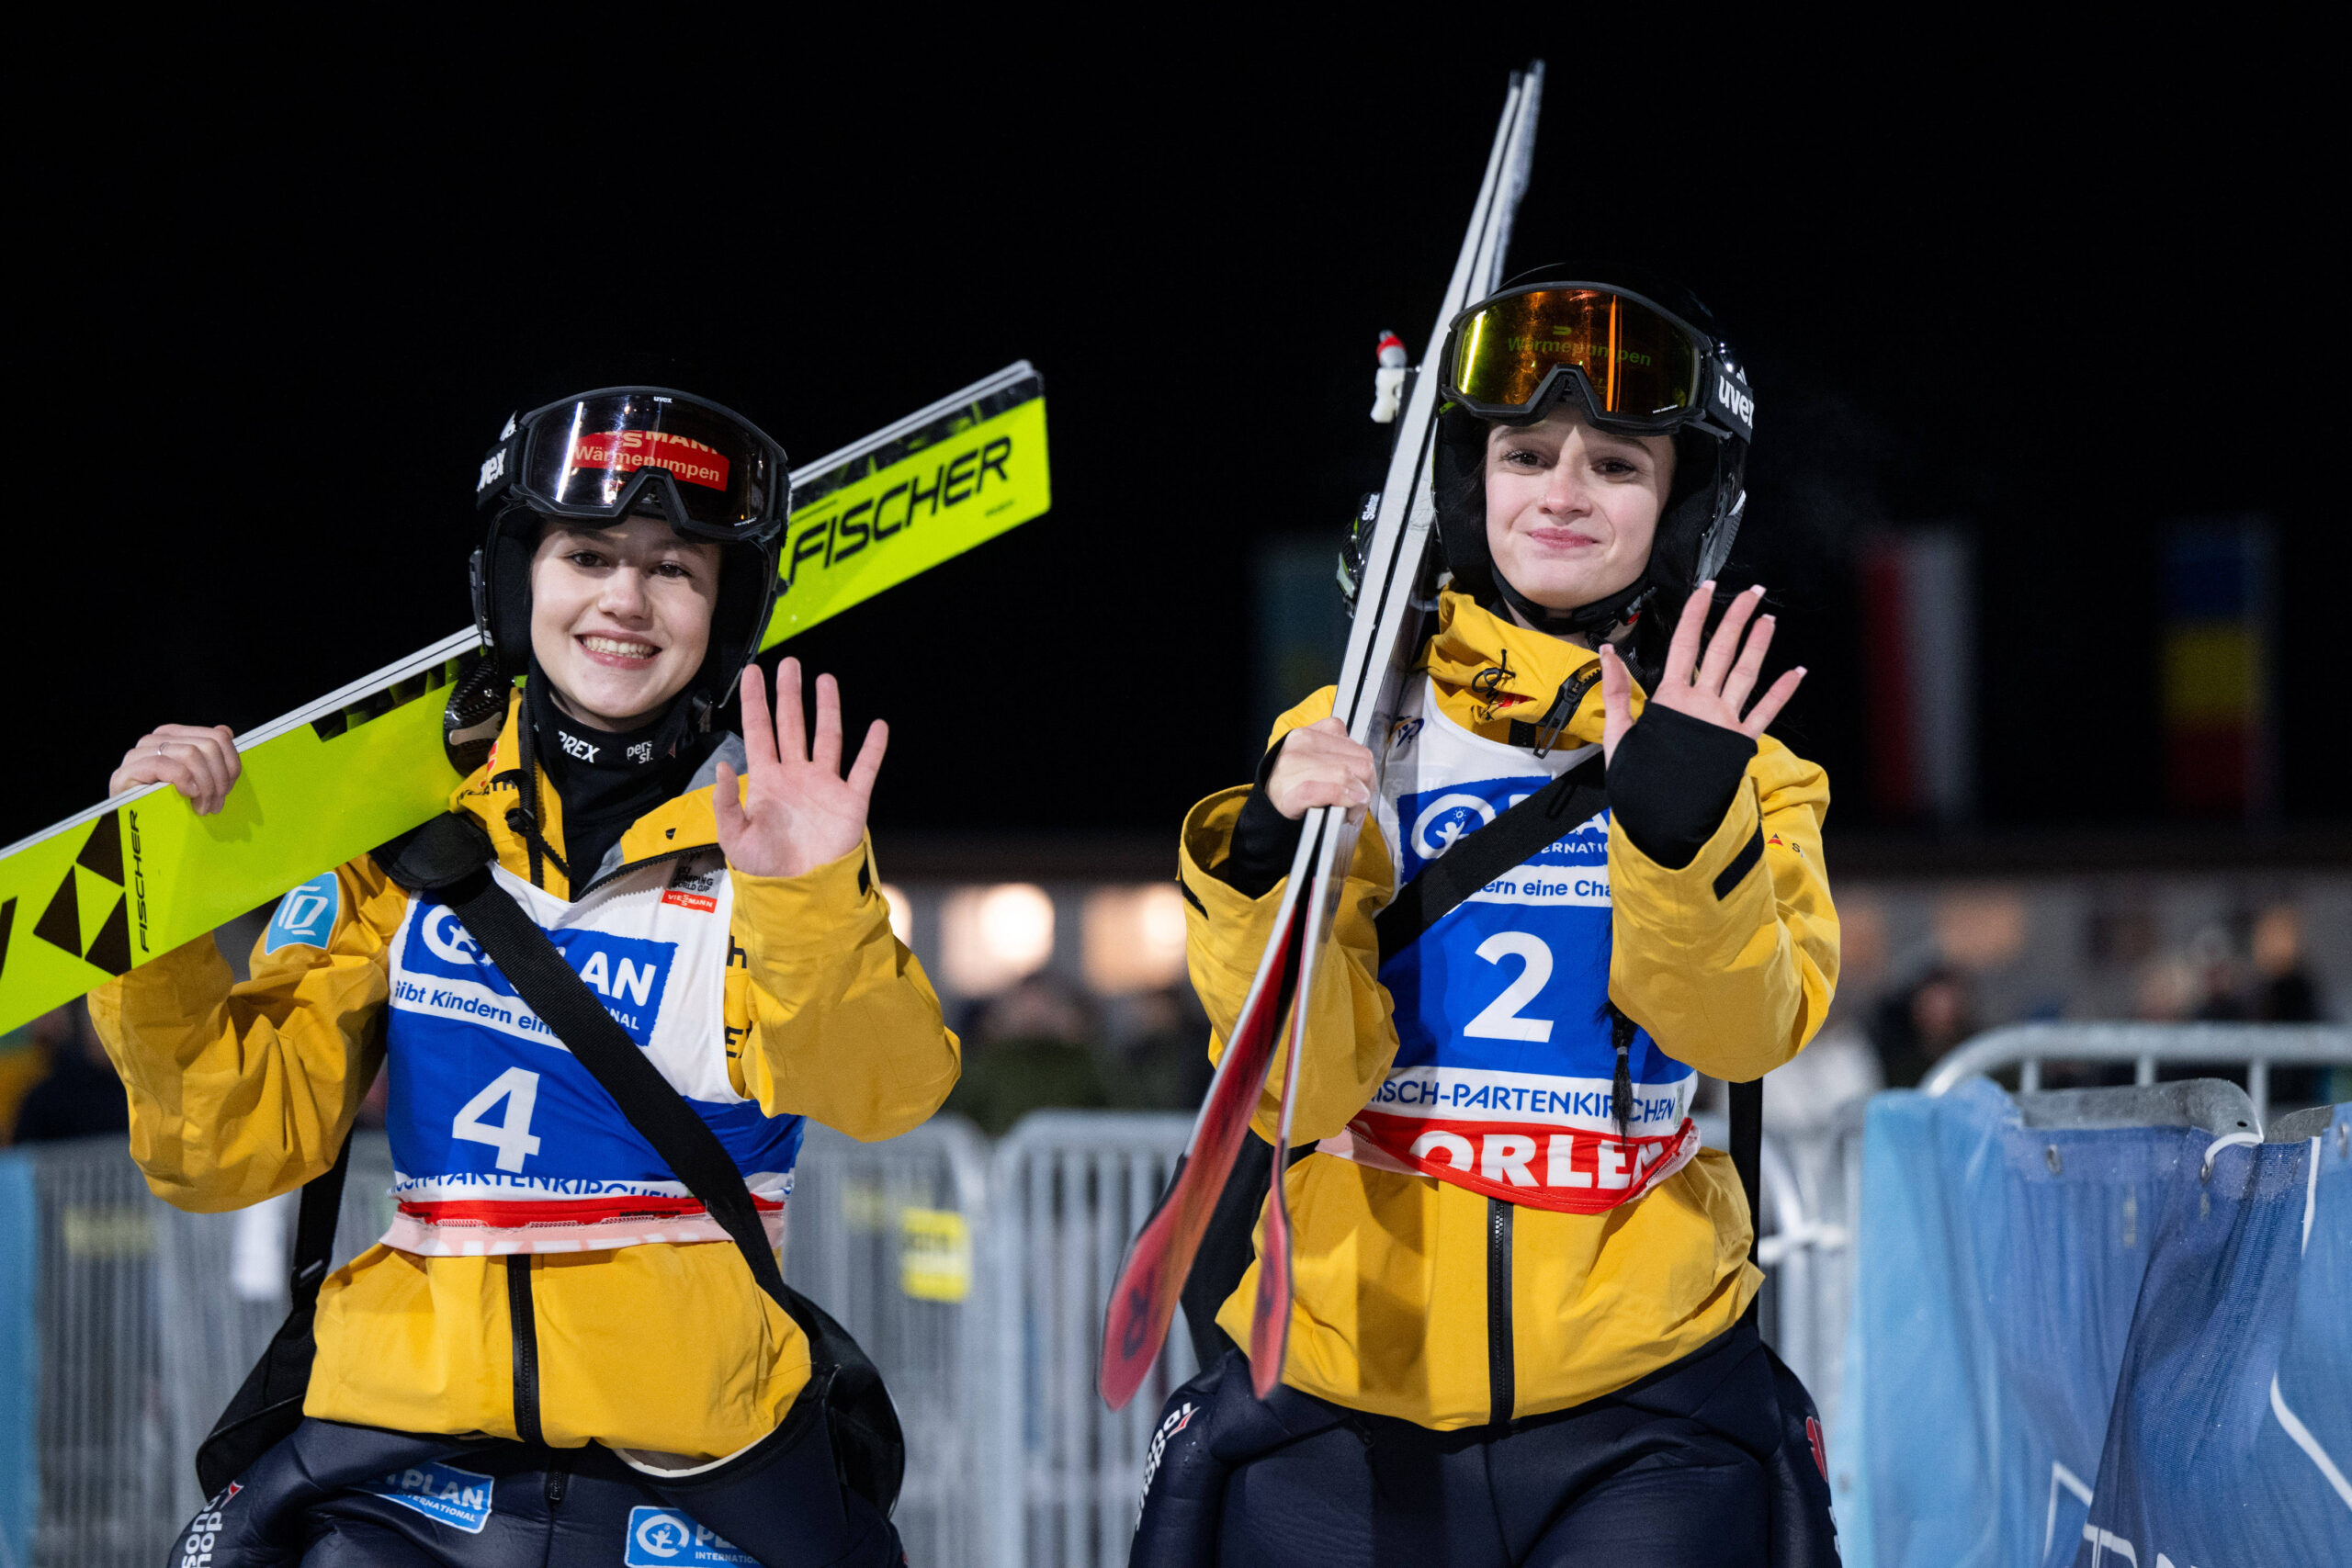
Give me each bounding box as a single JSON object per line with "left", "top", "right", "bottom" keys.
{"left": 569, "top": 430, "right": 731, "bottom": 491}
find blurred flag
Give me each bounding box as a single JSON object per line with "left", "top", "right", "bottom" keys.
{"left": 1859, "top": 527, "right": 1976, "bottom": 825}
{"left": 2162, "top": 519, "right": 2273, "bottom": 817}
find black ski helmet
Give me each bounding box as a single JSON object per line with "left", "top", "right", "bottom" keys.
{"left": 1431, "top": 267, "right": 1754, "bottom": 649}
{"left": 469, "top": 387, "right": 790, "bottom": 733}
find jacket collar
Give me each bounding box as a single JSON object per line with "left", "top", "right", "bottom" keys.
{"left": 448, "top": 690, "right": 719, "bottom": 898}
{"left": 1421, "top": 590, "right": 1636, "bottom": 750}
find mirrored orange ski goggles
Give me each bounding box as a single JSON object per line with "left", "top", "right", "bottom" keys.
{"left": 1442, "top": 283, "right": 1753, "bottom": 440}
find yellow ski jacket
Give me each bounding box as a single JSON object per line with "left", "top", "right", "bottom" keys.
{"left": 89, "top": 694, "right": 958, "bottom": 1461}
{"left": 1182, "top": 592, "right": 1838, "bottom": 1429}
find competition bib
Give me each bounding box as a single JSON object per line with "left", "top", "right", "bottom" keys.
{"left": 1343, "top": 683, "right": 1699, "bottom": 1213}
{"left": 378, "top": 852, "right": 803, "bottom": 1255}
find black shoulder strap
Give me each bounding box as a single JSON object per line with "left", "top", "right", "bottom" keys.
{"left": 1373, "top": 752, "right": 1609, "bottom": 967}
{"left": 379, "top": 816, "right": 792, "bottom": 1312}
{"left": 1732, "top": 1077, "right": 1762, "bottom": 1271}
{"left": 288, "top": 1135, "right": 353, "bottom": 1303}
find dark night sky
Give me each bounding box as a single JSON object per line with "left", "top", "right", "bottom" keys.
{"left": 11, "top": 30, "right": 2338, "bottom": 849}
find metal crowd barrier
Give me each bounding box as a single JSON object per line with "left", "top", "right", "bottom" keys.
{"left": 1688, "top": 1117, "right": 1824, "bottom": 1412}
{"left": 785, "top": 1119, "right": 992, "bottom": 1568}
{"left": 15, "top": 1109, "right": 1836, "bottom": 1568}
{"left": 19, "top": 1134, "right": 401, "bottom": 1565}
{"left": 21, "top": 1140, "right": 170, "bottom": 1568}
{"left": 1919, "top": 1021, "right": 2352, "bottom": 1122}
{"left": 981, "top": 1111, "right": 1196, "bottom": 1568}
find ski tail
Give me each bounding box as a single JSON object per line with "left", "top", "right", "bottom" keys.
{"left": 1097, "top": 818, "right": 1325, "bottom": 1409}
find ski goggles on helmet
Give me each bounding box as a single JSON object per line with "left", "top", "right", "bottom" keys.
{"left": 1441, "top": 283, "right": 1754, "bottom": 441}
{"left": 475, "top": 387, "right": 789, "bottom": 545}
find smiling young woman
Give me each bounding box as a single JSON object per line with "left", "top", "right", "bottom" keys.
{"left": 1135, "top": 274, "right": 1843, "bottom": 1566}
{"left": 90, "top": 388, "right": 945, "bottom": 1566}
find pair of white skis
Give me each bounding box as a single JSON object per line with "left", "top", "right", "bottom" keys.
{"left": 1100, "top": 63, "right": 1547, "bottom": 1408}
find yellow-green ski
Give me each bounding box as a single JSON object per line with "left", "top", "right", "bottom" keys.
{"left": 0, "top": 364, "right": 1049, "bottom": 1032}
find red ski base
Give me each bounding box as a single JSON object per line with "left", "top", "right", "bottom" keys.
{"left": 1098, "top": 916, "right": 1304, "bottom": 1409}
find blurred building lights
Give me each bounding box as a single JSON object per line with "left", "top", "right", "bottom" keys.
{"left": 1933, "top": 888, "right": 2029, "bottom": 970}
{"left": 940, "top": 883, "right": 1056, "bottom": 996}
{"left": 1081, "top": 884, "right": 1190, "bottom": 994}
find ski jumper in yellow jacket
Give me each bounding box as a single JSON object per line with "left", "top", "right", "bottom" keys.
{"left": 88, "top": 692, "right": 958, "bottom": 1462}
{"left": 1180, "top": 591, "right": 1838, "bottom": 1430}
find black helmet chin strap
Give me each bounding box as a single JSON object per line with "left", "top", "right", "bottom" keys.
{"left": 1487, "top": 569, "right": 1651, "bottom": 643}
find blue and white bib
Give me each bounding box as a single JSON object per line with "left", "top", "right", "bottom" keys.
{"left": 377, "top": 850, "right": 801, "bottom": 1255}
{"left": 1339, "top": 679, "right": 1699, "bottom": 1212}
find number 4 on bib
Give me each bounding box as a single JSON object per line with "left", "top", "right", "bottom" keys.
{"left": 453, "top": 1067, "right": 542, "bottom": 1172}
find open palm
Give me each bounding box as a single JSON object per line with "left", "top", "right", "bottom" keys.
{"left": 714, "top": 658, "right": 888, "bottom": 879}
{"left": 1598, "top": 581, "right": 1806, "bottom": 765}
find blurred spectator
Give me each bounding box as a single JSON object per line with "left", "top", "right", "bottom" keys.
{"left": 944, "top": 974, "right": 1112, "bottom": 1135}
{"left": 2248, "top": 905, "right": 2333, "bottom": 1106}
{"left": 2250, "top": 906, "right": 2323, "bottom": 1023}
{"left": 1105, "top": 984, "right": 1216, "bottom": 1112}
{"left": 2187, "top": 923, "right": 2250, "bottom": 1021}
{"left": 8, "top": 1000, "right": 129, "bottom": 1144}
{"left": 1869, "top": 966, "right": 1977, "bottom": 1089}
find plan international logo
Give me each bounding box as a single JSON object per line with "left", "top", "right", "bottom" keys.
{"left": 396, "top": 900, "right": 676, "bottom": 1046}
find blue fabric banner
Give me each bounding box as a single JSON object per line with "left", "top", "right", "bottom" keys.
{"left": 2079, "top": 1104, "right": 2350, "bottom": 1564}
{"left": 1834, "top": 1085, "right": 2350, "bottom": 1567}
{"left": 0, "top": 1151, "right": 38, "bottom": 1568}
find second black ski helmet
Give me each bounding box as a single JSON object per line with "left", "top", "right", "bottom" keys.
{"left": 1430, "top": 268, "right": 1754, "bottom": 642}
{"left": 469, "top": 387, "right": 790, "bottom": 729}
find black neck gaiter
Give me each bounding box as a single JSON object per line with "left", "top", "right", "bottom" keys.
{"left": 526, "top": 664, "right": 716, "bottom": 888}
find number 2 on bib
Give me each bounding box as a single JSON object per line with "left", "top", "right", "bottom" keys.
{"left": 453, "top": 1067, "right": 543, "bottom": 1172}
{"left": 1463, "top": 931, "right": 1555, "bottom": 1042}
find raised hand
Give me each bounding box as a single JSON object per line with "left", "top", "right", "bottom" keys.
{"left": 1599, "top": 581, "right": 1805, "bottom": 766}
{"left": 110, "top": 724, "right": 242, "bottom": 816}
{"left": 713, "top": 658, "right": 888, "bottom": 879}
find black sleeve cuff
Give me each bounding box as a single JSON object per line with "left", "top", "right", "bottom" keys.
{"left": 1216, "top": 737, "right": 1306, "bottom": 897}
{"left": 1605, "top": 704, "right": 1757, "bottom": 871}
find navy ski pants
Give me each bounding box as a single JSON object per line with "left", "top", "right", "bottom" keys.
{"left": 169, "top": 1416, "right": 903, "bottom": 1568}
{"left": 1133, "top": 1322, "right": 1793, "bottom": 1568}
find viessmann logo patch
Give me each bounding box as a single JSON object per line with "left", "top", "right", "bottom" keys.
{"left": 570, "top": 429, "right": 731, "bottom": 491}
{"left": 662, "top": 862, "right": 721, "bottom": 913}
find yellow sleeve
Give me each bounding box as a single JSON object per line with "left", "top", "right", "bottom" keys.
{"left": 725, "top": 836, "right": 959, "bottom": 1142}
{"left": 1606, "top": 734, "right": 1839, "bottom": 1081}
{"left": 85, "top": 857, "right": 401, "bottom": 1213}
{"left": 1176, "top": 687, "right": 1401, "bottom": 1146}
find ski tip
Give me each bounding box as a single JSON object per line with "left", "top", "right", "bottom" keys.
{"left": 1099, "top": 1359, "right": 1140, "bottom": 1411}
{"left": 1247, "top": 1203, "right": 1292, "bottom": 1401}
{"left": 1098, "top": 1249, "right": 1174, "bottom": 1410}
